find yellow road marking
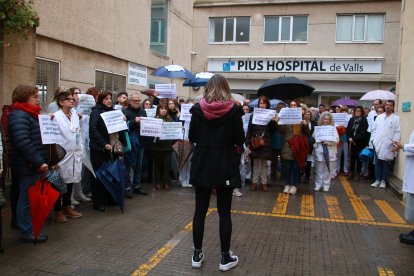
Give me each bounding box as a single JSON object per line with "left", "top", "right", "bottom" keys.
{"left": 272, "top": 193, "right": 289, "bottom": 214}
{"left": 301, "top": 194, "right": 315, "bottom": 217}
{"left": 375, "top": 200, "right": 406, "bottom": 224}
{"left": 230, "top": 209, "right": 413, "bottom": 228}
{"left": 131, "top": 208, "right": 215, "bottom": 276}
{"left": 377, "top": 267, "right": 395, "bottom": 276}
{"left": 325, "top": 195, "right": 344, "bottom": 220}
{"left": 339, "top": 175, "right": 374, "bottom": 221}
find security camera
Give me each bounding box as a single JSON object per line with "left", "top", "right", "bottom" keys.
{"left": 191, "top": 51, "right": 197, "bottom": 56}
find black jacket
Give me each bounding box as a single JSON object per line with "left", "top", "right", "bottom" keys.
{"left": 189, "top": 103, "right": 245, "bottom": 189}
{"left": 346, "top": 116, "right": 369, "bottom": 151}
{"left": 122, "top": 105, "right": 152, "bottom": 149}
{"left": 9, "top": 110, "right": 49, "bottom": 176}
{"left": 89, "top": 104, "right": 113, "bottom": 151}
{"left": 245, "top": 115, "right": 276, "bottom": 160}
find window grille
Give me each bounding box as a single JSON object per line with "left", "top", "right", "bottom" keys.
{"left": 36, "top": 58, "right": 60, "bottom": 108}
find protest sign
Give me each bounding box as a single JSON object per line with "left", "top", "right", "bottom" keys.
{"left": 183, "top": 121, "right": 190, "bottom": 141}
{"left": 252, "top": 108, "right": 276, "bottom": 125}
{"left": 140, "top": 117, "right": 163, "bottom": 137}
{"left": 242, "top": 113, "right": 251, "bottom": 134}
{"left": 332, "top": 113, "right": 351, "bottom": 127}
{"left": 39, "top": 115, "right": 62, "bottom": 144}
{"left": 314, "top": 125, "right": 337, "bottom": 142}
{"left": 160, "top": 122, "right": 183, "bottom": 140}
{"left": 155, "top": 83, "right": 176, "bottom": 99}
{"left": 277, "top": 108, "right": 302, "bottom": 125}
{"left": 77, "top": 94, "right": 96, "bottom": 116}
{"left": 179, "top": 104, "right": 194, "bottom": 121}
{"left": 100, "top": 110, "right": 128, "bottom": 134}
{"left": 145, "top": 108, "right": 157, "bottom": 118}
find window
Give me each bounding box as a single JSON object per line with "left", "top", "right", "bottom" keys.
{"left": 150, "top": 0, "right": 168, "bottom": 55}
{"left": 209, "top": 17, "right": 250, "bottom": 43}
{"left": 95, "top": 70, "right": 126, "bottom": 97}
{"left": 264, "top": 16, "right": 308, "bottom": 42}
{"left": 336, "top": 14, "right": 384, "bottom": 42}
{"left": 36, "top": 58, "right": 60, "bottom": 109}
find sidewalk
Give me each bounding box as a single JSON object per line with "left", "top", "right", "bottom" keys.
{"left": 1, "top": 175, "right": 413, "bottom": 275}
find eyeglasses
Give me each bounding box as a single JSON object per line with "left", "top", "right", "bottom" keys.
{"left": 131, "top": 99, "right": 141, "bottom": 102}
{"left": 64, "top": 98, "right": 75, "bottom": 102}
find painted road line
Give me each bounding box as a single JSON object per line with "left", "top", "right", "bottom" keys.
{"left": 375, "top": 200, "right": 406, "bottom": 224}
{"left": 131, "top": 208, "right": 215, "bottom": 276}
{"left": 230, "top": 209, "right": 413, "bottom": 228}
{"left": 272, "top": 193, "right": 289, "bottom": 214}
{"left": 325, "top": 195, "right": 345, "bottom": 220}
{"left": 339, "top": 175, "right": 374, "bottom": 221}
{"left": 300, "top": 194, "right": 315, "bottom": 217}
{"left": 377, "top": 267, "right": 395, "bottom": 276}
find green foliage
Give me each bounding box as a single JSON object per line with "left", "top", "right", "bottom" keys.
{"left": 0, "top": 0, "right": 39, "bottom": 47}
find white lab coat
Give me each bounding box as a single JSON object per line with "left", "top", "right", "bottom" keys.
{"left": 55, "top": 109, "right": 83, "bottom": 183}
{"left": 402, "top": 131, "right": 414, "bottom": 194}
{"left": 371, "top": 113, "right": 400, "bottom": 161}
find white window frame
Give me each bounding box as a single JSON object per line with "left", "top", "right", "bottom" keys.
{"left": 336, "top": 14, "right": 385, "bottom": 43}
{"left": 208, "top": 17, "right": 250, "bottom": 44}
{"left": 263, "top": 15, "right": 308, "bottom": 43}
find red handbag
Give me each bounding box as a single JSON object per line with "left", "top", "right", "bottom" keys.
{"left": 251, "top": 133, "right": 265, "bottom": 150}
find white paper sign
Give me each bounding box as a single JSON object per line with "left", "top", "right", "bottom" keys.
{"left": 160, "top": 122, "right": 183, "bottom": 140}
{"left": 155, "top": 83, "right": 177, "bottom": 99}
{"left": 252, "top": 108, "right": 276, "bottom": 125}
{"left": 77, "top": 94, "right": 96, "bottom": 116}
{"left": 332, "top": 113, "right": 351, "bottom": 127}
{"left": 140, "top": 117, "right": 163, "bottom": 137}
{"left": 242, "top": 113, "right": 251, "bottom": 134}
{"left": 39, "top": 115, "right": 62, "bottom": 144}
{"left": 278, "top": 108, "right": 302, "bottom": 125}
{"left": 145, "top": 108, "right": 157, "bottom": 118}
{"left": 314, "top": 126, "right": 337, "bottom": 142}
{"left": 183, "top": 121, "right": 190, "bottom": 141}
{"left": 100, "top": 110, "right": 128, "bottom": 134}
{"left": 179, "top": 104, "right": 194, "bottom": 121}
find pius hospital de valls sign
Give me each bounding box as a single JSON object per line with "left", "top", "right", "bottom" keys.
{"left": 207, "top": 57, "right": 383, "bottom": 74}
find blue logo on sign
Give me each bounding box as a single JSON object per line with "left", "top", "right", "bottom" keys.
{"left": 223, "top": 62, "right": 230, "bottom": 72}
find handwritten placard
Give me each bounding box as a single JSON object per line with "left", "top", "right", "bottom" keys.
{"left": 140, "top": 117, "right": 163, "bottom": 137}
{"left": 179, "top": 104, "right": 194, "bottom": 121}
{"left": 314, "top": 126, "right": 337, "bottom": 142}
{"left": 252, "top": 108, "right": 276, "bottom": 125}
{"left": 39, "top": 115, "right": 62, "bottom": 144}
{"left": 183, "top": 121, "right": 190, "bottom": 141}
{"left": 100, "top": 110, "right": 128, "bottom": 134}
{"left": 160, "top": 122, "right": 183, "bottom": 140}
{"left": 145, "top": 108, "right": 157, "bottom": 118}
{"left": 242, "top": 113, "right": 251, "bottom": 134}
{"left": 77, "top": 94, "right": 96, "bottom": 116}
{"left": 277, "top": 108, "right": 302, "bottom": 125}
{"left": 155, "top": 83, "right": 177, "bottom": 99}
{"left": 332, "top": 113, "right": 351, "bottom": 127}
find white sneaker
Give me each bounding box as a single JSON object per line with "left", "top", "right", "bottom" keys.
{"left": 75, "top": 194, "right": 91, "bottom": 203}
{"left": 192, "top": 249, "right": 204, "bottom": 268}
{"left": 187, "top": 184, "right": 193, "bottom": 187}
{"left": 71, "top": 198, "right": 80, "bottom": 206}
{"left": 289, "top": 186, "right": 297, "bottom": 195}
{"left": 233, "top": 188, "right": 243, "bottom": 197}
{"left": 283, "top": 185, "right": 290, "bottom": 193}
{"left": 371, "top": 180, "right": 380, "bottom": 188}
{"left": 219, "top": 251, "right": 238, "bottom": 272}
{"left": 314, "top": 186, "right": 321, "bottom": 191}
{"left": 323, "top": 187, "right": 329, "bottom": 192}
{"left": 379, "top": 180, "right": 386, "bottom": 188}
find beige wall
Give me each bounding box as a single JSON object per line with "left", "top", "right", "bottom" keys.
{"left": 394, "top": 0, "right": 414, "bottom": 182}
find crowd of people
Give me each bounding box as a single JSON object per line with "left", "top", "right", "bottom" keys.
{"left": 0, "top": 75, "right": 413, "bottom": 268}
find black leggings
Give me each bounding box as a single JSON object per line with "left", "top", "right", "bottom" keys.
{"left": 193, "top": 187, "right": 233, "bottom": 253}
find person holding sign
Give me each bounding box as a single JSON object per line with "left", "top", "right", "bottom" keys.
{"left": 346, "top": 106, "right": 369, "bottom": 181}
{"left": 189, "top": 74, "right": 244, "bottom": 271}
{"left": 313, "top": 112, "right": 339, "bottom": 192}
{"left": 9, "top": 85, "right": 50, "bottom": 243}
{"left": 245, "top": 96, "right": 276, "bottom": 192}
{"left": 151, "top": 103, "right": 174, "bottom": 191}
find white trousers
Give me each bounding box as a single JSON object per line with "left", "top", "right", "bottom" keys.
{"left": 315, "top": 161, "right": 336, "bottom": 190}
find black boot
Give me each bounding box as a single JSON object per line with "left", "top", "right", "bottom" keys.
{"left": 399, "top": 230, "right": 414, "bottom": 244}
{"left": 219, "top": 251, "right": 239, "bottom": 271}
{"left": 191, "top": 249, "right": 204, "bottom": 268}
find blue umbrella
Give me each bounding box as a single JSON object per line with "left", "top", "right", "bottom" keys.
{"left": 152, "top": 64, "right": 194, "bottom": 79}
{"left": 183, "top": 72, "right": 214, "bottom": 87}
{"left": 249, "top": 98, "right": 284, "bottom": 109}
{"left": 96, "top": 158, "right": 126, "bottom": 213}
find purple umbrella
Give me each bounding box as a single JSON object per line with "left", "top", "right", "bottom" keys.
{"left": 332, "top": 98, "right": 359, "bottom": 107}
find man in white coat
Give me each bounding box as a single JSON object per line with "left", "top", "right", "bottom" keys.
{"left": 370, "top": 100, "right": 400, "bottom": 188}
{"left": 394, "top": 131, "right": 414, "bottom": 244}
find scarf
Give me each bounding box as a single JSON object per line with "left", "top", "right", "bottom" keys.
{"left": 199, "top": 98, "right": 234, "bottom": 120}
{"left": 352, "top": 116, "right": 362, "bottom": 136}
{"left": 13, "top": 102, "right": 41, "bottom": 119}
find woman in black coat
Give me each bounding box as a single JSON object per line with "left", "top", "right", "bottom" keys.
{"left": 189, "top": 74, "right": 244, "bottom": 272}
{"left": 346, "top": 106, "right": 369, "bottom": 180}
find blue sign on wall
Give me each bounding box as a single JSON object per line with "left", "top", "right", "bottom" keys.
{"left": 402, "top": 102, "right": 411, "bottom": 112}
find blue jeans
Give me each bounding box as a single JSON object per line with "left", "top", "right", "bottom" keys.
{"left": 17, "top": 174, "right": 42, "bottom": 235}
{"left": 124, "top": 147, "right": 145, "bottom": 190}
{"left": 285, "top": 160, "right": 299, "bottom": 186}
{"left": 375, "top": 158, "right": 390, "bottom": 182}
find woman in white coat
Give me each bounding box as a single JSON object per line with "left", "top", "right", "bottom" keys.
{"left": 313, "top": 112, "right": 339, "bottom": 192}
{"left": 53, "top": 91, "right": 83, "bottom": 222}
{"left": 394, "top": 130, "right": 414, "bottom": 244}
